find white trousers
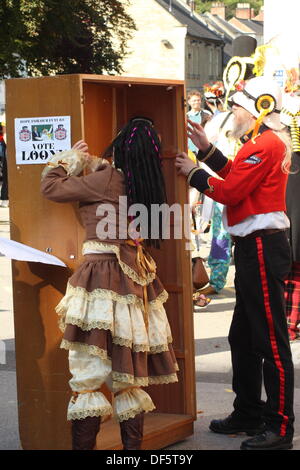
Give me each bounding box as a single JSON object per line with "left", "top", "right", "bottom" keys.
{"left": 67, "top": 350, "right": 155, "bottom": 422}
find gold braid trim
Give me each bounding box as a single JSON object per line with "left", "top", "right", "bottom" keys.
{"left": 206, "top": 176, "right": 215, "bottom": 193}
{"left": 187, "top": 167, "right": 201, "bottom": 185}
{"left": 201, "top": 144, "right": 216, "bottom": 163}
{"left": 82, "top": 241, "right": 157, "bottom": 286}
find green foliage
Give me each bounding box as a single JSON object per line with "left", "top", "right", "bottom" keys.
{"left": 194, "top": 0, "right": 263, "bottom": 19}
{"left": 0, "top": 0, "right": 136, "bottom": 78}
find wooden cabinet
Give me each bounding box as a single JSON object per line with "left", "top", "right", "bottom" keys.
{"left": 5, "top": 74, "right": 196, "bottom": 450}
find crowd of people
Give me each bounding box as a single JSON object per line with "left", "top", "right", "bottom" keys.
{"left": 187, "top": 85, "right": 236, "bottom": 304}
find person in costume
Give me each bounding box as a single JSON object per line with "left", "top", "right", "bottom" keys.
{"left": 203, "top": 81, "right": 225, "bottom": 117}
{"left": 40, "top": 117, "right": 178, "bottom": 450}
{"left": 175, "top": 76, "right": 294, "bottom": 451}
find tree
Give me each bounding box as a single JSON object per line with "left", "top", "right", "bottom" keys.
{"left": 194, "top": 0, "right": 263, "bottom": 19}
{"left": 0, "top": 0, "right": 136, "bottom": 78}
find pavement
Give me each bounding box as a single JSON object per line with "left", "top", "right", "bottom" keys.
{"left": 1, "top": 206, "right": 300, "bottom": 451}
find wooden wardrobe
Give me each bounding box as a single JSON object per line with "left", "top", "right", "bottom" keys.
{"left": 5, "top": 74, "right": 196, "bottom": 450}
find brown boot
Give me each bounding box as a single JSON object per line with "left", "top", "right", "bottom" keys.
{"left": 72, "top": 416, "right": 101, "bottom": 450}
{"left": 120, "top": 412, "right": 144, "bottom": 450}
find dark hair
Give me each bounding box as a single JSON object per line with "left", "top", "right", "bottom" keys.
{"left": 103, "top": 117, "right": 167, "bottom": 247}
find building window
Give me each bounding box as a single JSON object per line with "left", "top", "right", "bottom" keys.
{"left": 215, "top": 48, "right": 219, "bottom": 77}
{"left": 209, "top": 47, "right": 213, "bottom": 78}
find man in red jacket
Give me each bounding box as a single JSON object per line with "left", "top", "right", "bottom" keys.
{"left": 176, "top": 76, "right": 294, "bottom": 450}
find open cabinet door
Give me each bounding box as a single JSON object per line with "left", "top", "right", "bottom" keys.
{"left": 6, "top": 74, "right": 196, "bottom": 450}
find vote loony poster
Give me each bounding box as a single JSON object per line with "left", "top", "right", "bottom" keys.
{"left": 14, "top": 115, "right": 71, "bottom": 165}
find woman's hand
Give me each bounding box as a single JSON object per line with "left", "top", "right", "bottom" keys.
{"left": 187, "top": 119, "right": 210, "bottom": 152}
{"left": 72, "top": 140, "right": 91, "bottom": 162}
{"left": 175, "top": 152, "right": 197, "bottom": 177}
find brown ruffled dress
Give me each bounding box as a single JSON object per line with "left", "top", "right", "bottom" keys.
{"left": 41, "top": 153, "right": 178, "bottom": 422}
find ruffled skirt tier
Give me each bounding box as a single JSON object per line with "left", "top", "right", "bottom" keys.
{"left": 56, "top": 252, "right": 178, "bottom": 421}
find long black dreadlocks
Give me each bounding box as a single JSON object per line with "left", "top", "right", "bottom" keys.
{"left": 103, "top": 117, "right": 167, "bottom": 247}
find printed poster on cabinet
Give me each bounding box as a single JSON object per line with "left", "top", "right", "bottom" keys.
{"left": 15, "top": 116, "right": 71, "bottom": 165}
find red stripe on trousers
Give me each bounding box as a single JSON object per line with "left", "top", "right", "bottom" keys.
{"left": 256, "top": 237, "right": 288, "bottom": 436}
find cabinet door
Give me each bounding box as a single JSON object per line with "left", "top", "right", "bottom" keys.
{"left": 124, "top": 83, "right": 196, "bottom": 417}
{"left": 6, "top": 75, "right": 85, "bottom": 450}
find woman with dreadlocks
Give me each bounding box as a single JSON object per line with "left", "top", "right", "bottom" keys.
{"left": 40, "top": 117, "right": 178, "bottom": 450}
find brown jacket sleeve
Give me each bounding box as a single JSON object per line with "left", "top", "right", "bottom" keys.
{"left": 40, "top": 164, "right": 113, "bottom": 203}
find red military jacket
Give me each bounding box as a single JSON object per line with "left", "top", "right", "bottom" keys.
{"left": 190, "top": 129, "right": 288, "bottom": 226}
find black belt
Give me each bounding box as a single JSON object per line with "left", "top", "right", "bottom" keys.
{"left": 231, "top": 228, "right": 286, "bottom": 242}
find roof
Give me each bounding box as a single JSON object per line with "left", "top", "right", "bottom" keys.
{"left": 200, "top": 14, "right": 234, "bottom": 59}
{"left": 155, "top": 0, "right": 224, "bottom": 43}
{"left": 211, "top": 14, "right": 243, "bottom": 36}
{"left": 201, "top": 13, "right": 247, "bottom": 62}
{"left": 233, "top": 18, "right": 264, "bottom": 35}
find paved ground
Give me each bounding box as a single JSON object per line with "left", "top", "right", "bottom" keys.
{"left": 1, "top": 206, "right": 300, "bottom": 451}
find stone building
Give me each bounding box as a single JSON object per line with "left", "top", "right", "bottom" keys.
{"left": 119, "top": 0, "right": 224, "bottom": 91}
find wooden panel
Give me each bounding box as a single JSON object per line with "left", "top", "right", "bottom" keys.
{"left": 6, "top": 75, "right": 84, "bottom": 450}
{"left": 172, "top": 86, "right": 196, "bottom": 418}
{"left": 6, "top": 75, "right": 84, "bottom": 265}
{"left": 163, "top": 293, "right": 185, "bottom": 351}
{"left": 96, "top": 413, "right": 194, "bottom": 450}
{"left": 125, "top": 84, "right": 177, "bottom": 154}
{"left": 82, "top": 82, "right": 114, "bottom": 156}
{"left": 145, "top": 359, "right": 186, "bottom": 414}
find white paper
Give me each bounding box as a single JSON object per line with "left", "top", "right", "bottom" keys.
{"left": 201, "top": 196, "right": 214, "bottom": 223}
{"left": 14, "top": 116, "right": 71, "bottom": 165}
{"left": 0, "top": 238, "right": 67, "bottom": 267}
